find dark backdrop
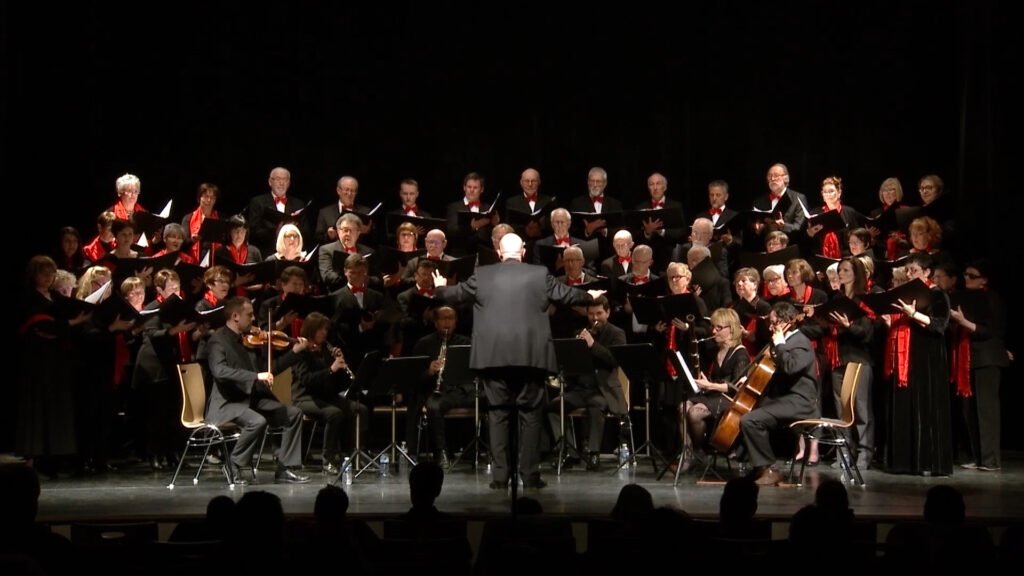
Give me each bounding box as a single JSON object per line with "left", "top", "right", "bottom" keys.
{"left": 3, "top": 2, "right": 1018, "bottom": 448}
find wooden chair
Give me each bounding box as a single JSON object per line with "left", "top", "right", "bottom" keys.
{"left": 566, "top": 367, "right": 634, "bottom": 470}
{"left": 254, "top": 367, "right": 293, "bottom": 474}
{"left": 788, "top": 362, "right": 866, "bottom": 486}
{"left": 168, "top": 363, "right": 241, "bottom": 489}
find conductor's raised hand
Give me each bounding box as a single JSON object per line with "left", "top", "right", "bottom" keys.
{"left": 432, "top": 270, "right": 448, "bottom": 287}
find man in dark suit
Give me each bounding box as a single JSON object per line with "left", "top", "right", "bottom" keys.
{"left": 432, "top": 233, "right": 600, "bottom": 490}
{"left": 636, "top": 172, "right": 686, "bottom": 270}
{"left": 329, "top": 253, "right": 387, "bottom": 372}
{"left": 246, "top": 166, "right": 310, "bottom": 256}
{"left": 545, "top": 295, "right": 627, "bottom": 470}
{"left": 319, "top": 213, "right": 375, "bottom": 292}
{"left": 568, "top": 167, "right": 624, "bottom": 256}
{"left": 740, "top": 301, "right": 819, "bottom": 486}
{"left": 315, "top": 176, "right": 371, "bottom": 246}
{"left": 505, "top": 168, "right": 555, "bottom": 241}
{"left": 206, "top": 296, "right": 311, "bottom": 484}
{"left": 694, "top": 180, "right": 743, "bottom": 273}
{"left": 445, "top": 172, "right": 498, "bottom": 256}
{"left": 532, "top": 208, "right": 586, "bottom": 270}
{"left": 748, "top": 163, "right": 809, "bottom": 250}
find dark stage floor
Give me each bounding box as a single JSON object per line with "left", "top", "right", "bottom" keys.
{"left": 22, "top": 450, "right": 1024, "bottom": 526}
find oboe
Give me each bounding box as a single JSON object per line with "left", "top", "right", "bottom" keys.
{"left": 433, "top": 329, "right": 449, "bottom": 395}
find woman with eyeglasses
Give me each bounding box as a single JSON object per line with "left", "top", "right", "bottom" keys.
{"left": 881, "top": 252, "right": 952, "bottom": 476}
{"left": 866, "top": 177, "right": 908, "bottom": 260}
{"left": 949, "top": 260, "right": 1007, "bottom": 472}
{"left": 676, "top": 308, "right": 751, "bottom": 473}
{"left": 917, "top": 174, "right": 955, "bottom": 246}
{"left": 268, "top": 223, "right": 307, "bottom": 262}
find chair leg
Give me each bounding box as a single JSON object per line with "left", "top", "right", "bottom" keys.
{"left": 167, "top": 442, "right": 190, "bottom": 489}
{"left": 253, "top": 429, "right": 268, "bottom": 479}
{"left": 304, "top": 421, "right": 319, "bottom": 466}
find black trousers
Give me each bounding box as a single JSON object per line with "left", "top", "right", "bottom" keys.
{"left": 425, "top": 387, "right": 475, "bottom": 454}
{"left": 480, "top": 367, "right": 546, "bottom": 486}
{"left": 545, "top": 387, "right": 608, "bottom": 453}
{"left": 740, "top": 393, "right": 817, "bottom": 469}
{"left": 962, "top": 366, "right": 1002, "bottom": 468}
{"left": 294, "top": 398, "right": 368, "bottom": 461}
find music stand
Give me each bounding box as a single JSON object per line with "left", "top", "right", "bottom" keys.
{"left": 551, "top": 338, "right": 594, "bottom": 475}
{"left": 443, "top": 345, "right": 491, "bottom": 471}
{"left": 609, "top": 343, "right": 671, "bottom": 473}
{"left": 332, "top": 350, "right": 381, "bottom": 485}
{"left": 358, "top": 355, "right": 432, "bottom": 477}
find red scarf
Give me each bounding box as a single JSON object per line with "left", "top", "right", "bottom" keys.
{"left": 821, "top": 205, "right": 842, "bottom": 259}
{"left": 203, "top": 291, "right": 220, "bottom": 307}
{"left": 884, "top": 313, "right": 912, "bottom": 387}
{"left": 227, "top": 243, "right": 248, "bottom": 265}
{"left": 113, "top": 200, "right": 145, "bottom": 221}
{"left": 188, "top": 208, "right": 219, "bottom": 261}
{"left": 665, "top": 325, "right": 678, "bottom": 379}
{"left": 950, "top": 323, "right": 973, "bottom": 398}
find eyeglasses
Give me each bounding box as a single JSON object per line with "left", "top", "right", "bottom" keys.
{"left": 213, "top": 278, "right": 231, "bottom": 285}
{"left": 284, "top": 233, "right": 300, "bottom": 239}
{"left": 120, "top": 190, "right": 140, "bottom": 196}
{"left": 712, "top": 324, "right": 730, "bottom": 331}
{"left": 963, "top": 272, "right": 982, "bottom": 279}
{"left": 669, "top": 275, "right": 687, "bottom": 280}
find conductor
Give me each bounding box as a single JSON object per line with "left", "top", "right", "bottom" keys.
{"left": 432, "top": 233, "right": 603, "bottom": 490}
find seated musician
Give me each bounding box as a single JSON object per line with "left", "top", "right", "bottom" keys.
{"left": 544, "top": 295, "right": 628, "bottom": 471}
{"left": 412, "top": 306, "right": 472, "bottom": 466}
{"left": 291, "top": 312, "right": 369, "bottom": 474}
{"left": 677, "top": 308, "right": 751, "bottom": 472}
{"left": 739, "top": 301, "right": 819, "bottom": 486}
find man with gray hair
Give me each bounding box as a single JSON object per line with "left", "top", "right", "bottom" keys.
{"left": 247, "top": 166, "right": 310, "bottom": 255}
{"left": 433, "top": 233, "right": 603, "bottom": 492}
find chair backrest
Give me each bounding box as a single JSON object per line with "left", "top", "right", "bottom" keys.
{"left": 271, "top": 367, "right": 294, "bottom": 406}
{"left": 177, "top": 363, "right": 207, "bottom": 428}
{"left": 837, "top": 362, "right": 863, "bottom": 425}
{"left": 614, "top": 367, "right": 631, "bottom": 412}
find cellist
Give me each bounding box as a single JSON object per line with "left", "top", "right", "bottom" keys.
{"left": 739, "top": 301, "right": 820, "bottom": 486}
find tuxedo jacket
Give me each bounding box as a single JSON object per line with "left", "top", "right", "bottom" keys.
{"left": 246, "top": 193, "right": 310, "bottom": 255}
{"left": 205, "top": 326, "right": 300, "bottom": 425}
{"left": 445, "top": 199, "right": 497, "bottom": 256}
{"left": 319, "top": 241, "right": 375, "bottom": 292}
{"left": 315, "top": 202, "right": 372, "bottom": 246}
{"left": 435, "top": 260, "right": 591, "bottom": 372}
{"left": 751, "top": 188, "right": 809, "bottom": 235}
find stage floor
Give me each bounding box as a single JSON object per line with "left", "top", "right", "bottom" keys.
{"left": 24, "top": 450, "right": 1024, "bottom": 524}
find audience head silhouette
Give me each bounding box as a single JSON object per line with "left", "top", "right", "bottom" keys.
{"left": 315, "top": 484, "right": 350, "bottom": 528}
{"left": 924, "top": 485, "right": 966, "bottom": 525}
{"left": 720, "top": 476, "right": 759, "bottom": 524}
{"left": 611, "top": 483, "right": 654, "bottom": 525}
{"left": 409, "top": 461, "right": 444, "bottom": 509}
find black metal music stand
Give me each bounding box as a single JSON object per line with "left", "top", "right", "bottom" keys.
{"left": 358, "top": 355, "right": 432, "bottom": 477}
{"left": 551, "top": 338, "right": 594, "bottom": 475}
{"left": 332, "top": 350, "right": 381, "bottom": 485}
{"left": 609, "top": 343, "right": 671, "bottom": 473}
{"left": 443, "top": 345, "right": 491, "bottom": 470}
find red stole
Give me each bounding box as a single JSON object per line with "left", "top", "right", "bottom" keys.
{"left": 156, "top": 293, "right": 193, "bottom": 363}
{"left": 113, "top": 200, "right": 145, "bottom": 221}
{"left": 188, "top": 208, "right": 219, "bottom": 261}
{"left": 821, "top": 205, "right": 842, "bottom": 259}
{"left": 884, "top": 313, "right": 912, "bottom": 387}
{"left": 950, "top": 323, "right": 973, "bottom": 398}
{"left": 227, "top": 243, "right": 248, "bottom": 264}
{"left": 665, "top": 325, "right": 678, "bottom": 379}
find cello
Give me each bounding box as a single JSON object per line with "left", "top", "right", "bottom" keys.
{"left": 708, "top": 344, "right": 776, "bottom": 454}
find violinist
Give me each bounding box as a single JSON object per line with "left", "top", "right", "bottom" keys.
{"left": 206, "top": 296, "right": 311, "bottom": 485}
{"left": 739, "top": 301, "right": 819, "bottom": 486}
{"left": 677, "top": 308, "right": 751, "bottom": 473}
{"left": 291, "top": 312, "right": 368, "bottom": 474}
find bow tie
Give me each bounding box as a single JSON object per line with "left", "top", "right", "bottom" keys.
{"left": 349, "top": 286, "right": 365, "bottom": 294}
{"left": 617, "top": 256, "right": 632, "bottom": 264}
{"left": 769, "top": 193, "right": 783, "bottom": 202}
{"left": 404, "top": 206, "right": 418, "bottom": 214}
{"left": 633, "top": 276, "right": 649, "bottom": 285}
{"left": 709, "top": 207, "right": 722, "bottom": 216}
{"left": 651, "top": 200, "right": 664, "bottom": 209}
{"left": 273, "top": 196, "right": 287, "bottom": 206}
{"left": 524, "top": 194, "right": 538, "bottom": 203}
{"left": 554, "top": 236, "right": 570, "bottom": 246}
{"left": 427, "top": 255, "right": 442, "bottom": 261}
{"left": 466, "top": 200, "right": 480, "bottom": 210}
{"left": 591, "top": 196, "right": 604, "bottom": 204}
{"left": 418, "top": 288, "right": 434, "bottom": 296}
{"left": 567, "top": 277, "right": 583, "bottom": 286}
{"left": 345, "top": 246, "right": 357, "bottom": 254}
{"left": 341, "top": 204, "right": 354, "bottom": 212}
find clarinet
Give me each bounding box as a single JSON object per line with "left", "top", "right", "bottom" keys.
{"left": 324, "top": 343, "right": 356, "bottom": 398}
{"left": 433, "top": 329, "right": 449, "bottom": 395}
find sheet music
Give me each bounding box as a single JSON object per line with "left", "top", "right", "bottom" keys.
{"left": 674, "top": 350, "right": 700, "bottom": 394}
{"left": 157, "top": 200, "right": 173, "bottom": 218}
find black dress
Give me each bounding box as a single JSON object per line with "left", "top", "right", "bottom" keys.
{"left": 884, "top": 285, "right": 952, "bottom": 475}
{"left": 692, "top": 344, "right": 751, "bottom": 417}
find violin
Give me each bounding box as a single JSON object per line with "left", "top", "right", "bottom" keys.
{"left": 243, "top": 328, "right": 297, "bottom": 350}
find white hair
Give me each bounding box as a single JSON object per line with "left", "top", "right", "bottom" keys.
{"left": 116, "top": 173, "right": 140, "bottom": 193}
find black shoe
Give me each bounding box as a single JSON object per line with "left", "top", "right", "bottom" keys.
{"left": 488, "top": 480, "right": 508, "bottom": 490}
{"left": 229, "top": 470, "right": 248, "bottom": 486}
{"left": 585, "top": 452, "right": 602, "bottom": 472}
{"left": 322, "top": 461, "right": 339, "bottom": 474}
{"left": 524, "top": 478, "right": 548, "bottom": 490}
{"left": 275, "top": 468, "right": 310, "bottom": 484}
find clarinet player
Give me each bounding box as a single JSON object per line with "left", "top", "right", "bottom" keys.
{"left": 413, "top": 306, "right": 472, "bottom": 467}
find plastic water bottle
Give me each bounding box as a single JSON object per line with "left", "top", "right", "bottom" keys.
{"left": 341, "top": 457, "right": 353, "bottom": 485}
{"left": 619, "top": 442, "right": 631, "bottom": 467}
{"left": 399, "top": 441, "right": 408, "bottom": 472}
{"left": 379, "top": 453, "right": 390, "bottom": 477}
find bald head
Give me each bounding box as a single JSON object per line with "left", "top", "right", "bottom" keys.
{"left": 499, "top": 233, "right": 526, "bottom": 261}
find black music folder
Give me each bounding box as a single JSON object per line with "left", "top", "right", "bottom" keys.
{"left": 570, "top": 210, "right": 625, "bottom": 232}
{"left": 157, "top": 294, "right": 224, "bottom": 327}
{"left": 343, "top": 202, "right": 383, "bottom": 226}
{"left": 197, "top": 217, "right": 238, "bottom": 244}
{"left": 262, "top": 200, "right": 312, "bottom": 228}
{"left": 507, "top": 200, "right": 557, "bottom": 228}
{"left": 689, "top": 258, "right": 724, "bottom": 293}
{"left": 624, "top": 206, "right": 686, "bottom": 231}
{"left": 385, "top": 213, "right": 447, "bottom": 236}
{"left": 434, "top": 255, "right": 476, "bottom": 282}
{"left": 737, "top": 245, "right": 800, "bottom": 272}
{"left": 630, "top": 293, "right": 702, "bottom": 325}
{"left": 455, "top": 194, "right": 501, "bottom": 229}
{"left": 220, "top": 259, "right": 280, "bottom": 285}
{"left": 565, "top": 275, "right": 610, "bottom": 292}
{"left": 813, "top": 295, "right": 868, "bottom": 322}
{"left": 859, "top": 278, "right": 935, "bottom": 315}
{"left": 804, "top": 210, "right": 848, "bottom": 234}
{"left": 405, "top": 292, "right": 441, "bottom": 321}
{"left": 536, "top": 239, "right": 600, "bottom": 273}
{"left": 92, "top": 294, "right": 158, "bottom": 327}
{"left": 101, "top": 251, "right": 182, "bottom": 279}
{"left": 273, "top": 293, "right": 335, "bottom": 320}
{"left": 615, "top": 276, "right": 667, "bottom": 303}
{"left": 132, "top": 210, "right": 174, "bottom": 238}
{"left": 371, "top": 247, "right": 426, "bottom": 277}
